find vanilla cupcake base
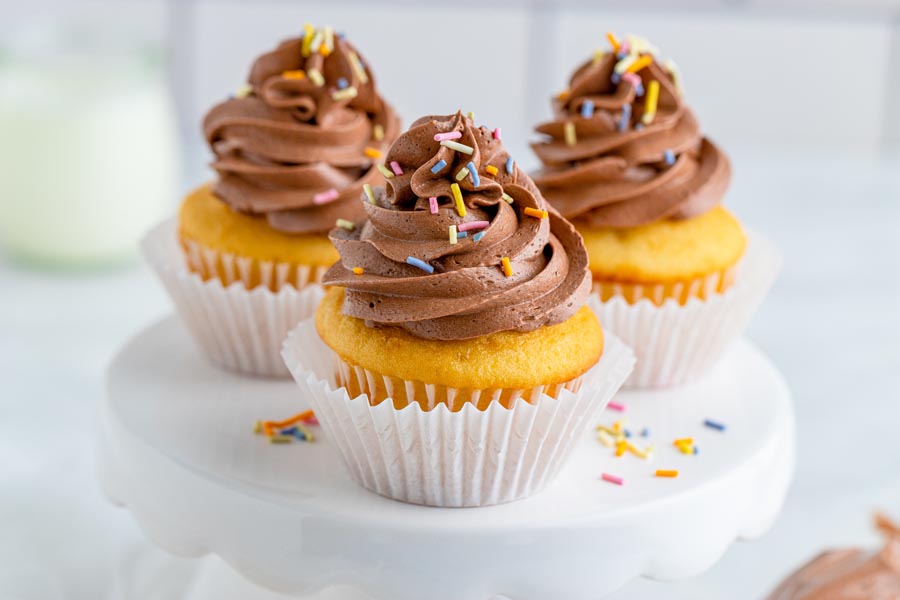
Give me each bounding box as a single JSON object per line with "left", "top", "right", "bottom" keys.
{"left": 594, "top": 232, "right": 780, "bottom": 388}
{"left": 281, "top": 302, "right": 635, "bottom": 508}
{"left": 142, "top": 219, "right": 326, "bottom": 378}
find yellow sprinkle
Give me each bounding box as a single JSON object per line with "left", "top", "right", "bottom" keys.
{"left": 501, "top": 256, "right": 512, "bottom": 277}
{"left": 235, "top": 83, "right": 253, "bottom": 98}
{"left": 606, "top": 31, "right": 620, "bottom": 52}
{"left": 348, "top": 51, "right": 369, "bottom": 85}
{"left": 363, "top": 183, "right": 376, "bottom": 204}
{"left": 336, "top": 219, "right": 355, "bottom": 231}
{"left": 455, "top": 167, "right": 470, "bottom": 181}
{"left": 485, "top": 165, "right": 499, "bottom": 176}
{"left": 270, "top": 435, "right": 292, "bottom": 444}
{"left": 364, "top": 147, "right": 382, "bottom": 159}
{"left": 352, "top": 267, "right": 364, "bottom": 275}
{"left": 451, "top": 183, "right": 466, "bottom": 217}
{"left": 372, "top": 124, "right": 384, "bottom": 141}
{"left": 253, "top": 420, "right": 262, "bottom": 434}
{"left": 598, "top": 430, "right": 615, "bottom": 447}
{"left": 626, "top": 443, "right": 650, "bottom": 459}
{"left": 615, "top": 440, "right": 628, "bottom": 457}
{"left": 592, "top": 49, "right": 606, "bottom": 65}
{"left": 674, "top": 437, "right": 693, "bottom": 447}
{"left": 614, "top": 54, "right": 637, "bottom": 74}
{"left": 282, "top": 69, "right": 306, "bottom": 80}
{"left": 309, "top": 29, "right": 324, "bottom": 55}
{"left": 524, "top": 207, "right": 548, "bottom": 219}
{"left": 295, "top": 423, "right": 316, "bottom": 442}
{"left": 301, "top": 23, "right": 315, "bottom": 56}
{"left": 308, "top": 68, "right": 324, "bottom": 87}
{"left": 449, "top": 225, "right": 458, "bottom": 245}
{"left": 466, "top": 111, "right": 475, "bottom": 121}
{"left": 376, "top": 164, "right": 394, "bottom": 179}
{"left": 626, "top": 55, "right": 653, "bottom": 74}
{"left": 677, "top": 444, "right": 694, "bottom": 455}
{"left": 656, "top": 469, "right": 679, "bottom": 478}
{"left": 597, "top": 425, "right": 618, "bottom": 436}
{"left": 641, "top": 80, "right": 660, "bottom": 125}
{"left": 322, "top": 26, "right": 334, "bottom": 56}
{"left": 613, "top": 421, "right": 624, "bottom": 433}
{"left": 501, "top": 192, "right": 514, "bottom": 204}
{"left": 332, "top": 86, "right": 358, "bottom": 101}
{"left": 564, "top": 122, "right": 576, "bottom": 146}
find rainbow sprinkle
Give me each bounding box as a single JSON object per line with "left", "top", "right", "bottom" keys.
{"left": 614, "top": 54, "right": 637, "bottom": 74}
{"left": 376, "top": 164, "right": 394, "bottom": 179}
{"left": 493, "top": 128, "right": 502, "bottom": 140}
{"left": 322, "top": 26, "right": 334, "bottom": 55}
{"left": 451, "top": 183, "right": 466, "bottom": 216}
{"left": 313, "top": 188, "right": 339, "bottom": 205}
{"left": 254, "top": 409, "right": 318, "bottom": 444}
{"left": 429, "top": 196, "right": 439, "bottom": 214}
{"left": 309, "top": 30, "right": 324, "bottom": 54}
{"left": 363, "top": 183, "right": 376, "bottom": 204}
{"left": 336, "top": 76, "right": 349, "bottom": 89}
{"left": 389, "top": 161, "right": 403, "bottom": 176}
{"left": 332, "top": 86, "right": 358, "bottom": 101}
{"left": 440, "top": 140, "right": 474, "bottom": 155}
{"left": 457, "top": 231, "right": 468, "bottom": 239}
{"left": 434, "top": 131, "right": 462, "bottom": 142}
{"left": 457, "top": 220, "right": 489, "bottom": 232}
{"left": 455, "top": 167, "right": 470, "bottom": 181}
{"left": 664, "top": 149, "right": 675, "bottom": 165}
{"left": 665, "top": 58, "right": 683, "bottom": 96}
{"left": 505, "top": 157, "right": 514, "bottom": 174}
{"left": 364, "top": 147, "right": 382, "bottom": 159}
{"left": 655, "top": 469, "right": 679, "bottom": 478}
{"left": 601, "top": 473, "right": 624, "bottom": 486}
{"left": 235, "top": 84, "right": 253, "bottom": 98}
{"left": 626, "top": 55, "right": 653, "bottom": 73}
{"left": 501, "top": 257, "right": 512, "bottom": 277}
{"left": 466, "top": 111, "right": 476, "bottom": 121}
{"left": 348, "top": 51, "right": 369, "bottom": 84}
{"left": 606, "top": 31, "right": 621, "bottom": 52}
{"left": 641, "top": 80, "right": 660, "bottom": 124}
{"left": 373, "top": 124, "right": 384, "bottom": 141}
{"left": 593, "top": 49, "right": 605, "bottom": 65}
{"left": 449, "top": 225, "right": 458, "bottom": 245}
{"left": 704, "top": 419, "right": 726, "bottom": 432}
{"left": 618, "top": 104, "right": 632, "bottom": 132}
{"left": 581, "top": 100, "right": 595, "bottom": 118}
{"left": 524, "top": 207, "right": 549, "bottom": 219}
{"left": 307, "top": 68, "right": 324, "bottom": 87}
{"left": 472, "top": 231, "right": 485, "bottom": 242}
{"left": 431, "top": 159, "right": 447, "bottom": 174}
{"left": 336, "top": 218, "right": 355, "bottom": 231}
{"left": 501, "top": 192, "right": 514, "bottom": 204}
{"left": 607, "top": 401, "right": 626, "bottom": 412}
{"left": 485, "top": 165, "right": 499, "bottom": 176}
{"left": 282, "top": 70, "right": 306, "bottom": 80}
{"left": 466, "top": 161, "right": 480, "bottom": 186}
{"left": 406, "top": 256, "right": 434, "bottom": 274}
{"left": 564, "top": 122, "right": 577, "bottom": 146}
{"left": 301, "top": 24, "right": 315, "bottom": 56}
{"left": 352, "top": 267, "right": 364, "bottom": 275}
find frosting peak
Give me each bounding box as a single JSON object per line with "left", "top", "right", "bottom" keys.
{"left": 323, "top": 111, "right": 592, "bottom": 341}
{"left": 203, "top": 26, "right": 400, "bottom": 234}
{"left": 532, "top": 34, "right": 730, "bottom": 228}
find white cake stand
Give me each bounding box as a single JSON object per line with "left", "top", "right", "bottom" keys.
{"left": 99, "top": 317, "right": 795, "bottom": 600}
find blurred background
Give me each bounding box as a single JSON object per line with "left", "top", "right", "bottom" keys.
{"left": 1, "top": 1, "right": 898, "bottom": 599}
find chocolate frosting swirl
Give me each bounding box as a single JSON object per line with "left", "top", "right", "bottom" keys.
{"left": 323, "top": 112, "right": 592, "bottom": 341}
{"left": 203, "top": 28, "right": 400, "bottom": 234}
{"left": 532, "top": 39, "right": 730, "bottom": 228}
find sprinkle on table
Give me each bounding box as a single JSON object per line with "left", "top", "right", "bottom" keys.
{"left": 336, "top": 219, "right": 355, "bottom": 231}
{"left": 704, "top": 419, "right": 726, "bottom": 432}
{"left": 466, "top": 161, "right": 480, "bottom": 186}
{"left": 235, "top": 83, "right": 253, "bottom": 98}
{"left": 282, "top": 69, "right": 306, "bottom": 80}
{"left": 627, "top": 443, "right": 651, "bottom": 459}
{"left": 389, "top": 160, "right": 404, "bottom": 176}
{"left": 615, "top": 440, "right": 627, "bottom": 457}
{"left": 607, "top": 401, "right": 625, "bottom": 412}
{"left": 485, "top": 165, "right": 499, "bottom": 176}
{"left": 458, "top": 220, "right": 489, "bottom": 232}
{"left": 601, "top": 473, "right": 624, "bottom": 486}
{"left": 524, "top": 207, "right": 549, "bottom": 219}
{"left": 440, "top": 140, "right": 474, "bottom": 155}
{"left": 332, "top": 86, "right": 358, "bottom": 101}
{"left": 434, "top": 131, "right": 462, "bottom": 142}
{"left": 313, "top": 188, "right": 339, "bottom": 205}
{"left": 449, "top": 225, "right": 458, "bottom": 245}
{"left": 352, "top": 267, "right": 364, "bottom": 275}
{"left": 429, "top": 196, "right": 439, "bottom": 214}
{"left": 363, "top": 183, "right": 376, "bottom": 204}
{"left": 564, "top": 122, "right": 577, "bottom": 146}
{"left": 372, "top": 124, "right": 384, "bottom": 141}
{"left": 348, "top": 51, "right": 369, "bottom": 84}
{"left": 641, "top": 80, "right": 660, "bottom": 125}
{"left": 505, "top": 157, "right": 514, "bottom": 174}
{"left": 406, "top": 256, "right": 434, "bottom": 274}
{"left": 376, "top": 164, "right": 394, "bottom": 179}
{"left": 597, "top": 430, "right": 614, "bottom": 447}
{"left": 450, "top": 183, "right": 466, "bottom": 217}
{"left": 364, "top": 147, "right": 382, "bottom": 159}
{"left": 501, "top": 256, "right": 512, "bottom": 277}
{"left": 472, "top": 231, "right": 486, "bottom": 242}
{"left": 254, "top": 409, "right": 318, "bottom": 444}
{"left": 501, "top": 192, "right": 514, "bottom": 204}
{"left": 431, "top": 159, "right": 447, "bottom": 174}
{"left": 581, "top": 100, "right": 595, "bottom": 118}
{"left": 455, "top": 167, "right": 470, "bottom": 182}
{"left": 307, "top": 68, "right": 324, "bottom": 87}
{"left": 492, "top": 127, "right": 502, "bottom": 140}
{"left": 655, "top": 469, "right": 679, "bottom": 478}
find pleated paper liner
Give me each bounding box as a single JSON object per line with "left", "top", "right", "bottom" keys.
{"left": 595, "top": 264, "right": 738, "bottom": 307}
{"left": 281, "top": 307, "right": 635, "bottom": 507}
{"left": 593, "top": 232, "right": 781, "bottom": 388}
{"left": 142, "top": 218, "right": 326, "bottom": 378}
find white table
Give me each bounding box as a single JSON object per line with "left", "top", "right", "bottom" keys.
{"left": 1, "top": 149, "right": 898, "bottom": 599}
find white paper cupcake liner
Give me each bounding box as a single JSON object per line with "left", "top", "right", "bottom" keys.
{"left": 141, "top": 219, "right": 327, "bottom": 378}
{"left": 281, "top": 308, "right": 635, "bottom": 507}
{"left": 593, "top": 232, "right": 781, "bottom": 388}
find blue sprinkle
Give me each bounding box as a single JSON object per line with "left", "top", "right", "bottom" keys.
{"left": 337, "top": 77, "right": 349, "bottom": 89}
{"left": 616, "top": 51, "right": 628, "bottom": 60}
{"left": 636, "top": 83, "right": 645, "bottom": 97}
{"left": 472, "top": 231, "right": 486, "bottom": 242}
{"left": 640, "top": 427, "right": 649, "bottom": 437}
{"left": 406, "top": 256, "right": 434, "bottom": 274}
{"left": 635, "top": 123, "right": 645, "bottom": 131}
{"left": 704, "top": 419, "right": 726, "bottom": 432}
{"left": 466, "top": 161, "right": 480, "bottom": 187}
{"left": 611, "top": 72, "right": 621, "bottom": 84}
{"left": 505, "top": 156, "right": 514, "bottom": 174}
{"left": 624, "top": 429, "right": 631, "bottom": 438}
{"left": 456, "top": 231, "right": 468, "bottom": 239}
{"left": 693, "top": 446, "right": 699, "bottom": 455}
{"left": 664, "top": 149, "right": 675, "bottom": 165}
{"left": 431, "top": 159, "right": 447, "bottom": 174}
{"left": 580, "top": 100, "right": 594, "bottom": 118}
{"left": 618, "top": 104, "right": 631, "bottom": 132}
{"left": 280, "top": 426, "right": 306, "bottom": 441}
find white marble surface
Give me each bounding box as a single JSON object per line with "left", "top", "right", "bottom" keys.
{"left": 1, "top": 149, "right": 899, "bottom": 599}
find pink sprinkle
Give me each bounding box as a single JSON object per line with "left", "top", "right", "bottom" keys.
{"left": 457, "top": 220, "right": 490, "bottom": 232}
{"left": 601, "top": 473, "right": 624, "bottom": 486}
{"left": 313, "top": 188, "right": 340, "bottom": 205}
{"left": 492, "top": 127, "right": 501, "bottom": 140}
{"left": 619, "top": 40, "right": 631, "bottom": 55}
{"left": 434, "top": 131, "right": 462, "bottom": 142}
{"left": 390, "top": 160, "right": 404, "bottom": 176}
{"left": 607, "top": 401, "right": 626, "bottom": 412}
{"left": 429, "top": 196, "right": 438, "bottom": 214}
{"left": 622, "top": 72, "right": 641, "bottom": 86}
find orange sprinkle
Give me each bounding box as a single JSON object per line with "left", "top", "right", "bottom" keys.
{"left": 557, "top": 90, "right": 569, "bottom": 101}
{"left": 319, "top": 44, "right": 330, "bottom": 57}
{"left": 364, "top": 147, "right": 382, "bottom": 159}
{"left": 267, "top": 409, "right": 315, "bottom": 430}
{"left": 352, "top": 267, "right": 364, "bottom": 275}
{"left": 655, "top": 469, "right": 679, "bottom": 478}
{"left": 606, "top": 31, "right": 621, "bottom": 52}
{"left": 282, "top": 69, "right": 306, "bottom": 80}
{"left": 485, "top": 165, "right": 499, "bottom": 176}
{"left": 615, "top": 440, "right": 628, "bottom": 457}
{"left": 673, "top": 437, "right": 693, "bottom": 447}
{"left": 524, "top": 207, "right": 549, "bottom": 219}
{"left": 626, "top": 55, "right": 653, "bottom": 73}
{"left": 501, "top": 256, "right": 512, "bottom": 277}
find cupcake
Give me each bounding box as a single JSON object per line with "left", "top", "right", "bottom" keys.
{"left": 143, "top": 25, "right": 400, "bottom": 377}
{"left": 282, "top": 111, "right": 634, "bottom": 507}
{"left": 531, "top": 33, "right": 779, "bottom": 387}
